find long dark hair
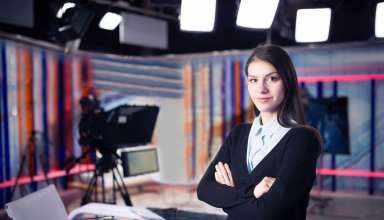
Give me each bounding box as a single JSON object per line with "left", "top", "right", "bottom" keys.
{"left": 245, "top": 44, "right": 305, "bottom": 127}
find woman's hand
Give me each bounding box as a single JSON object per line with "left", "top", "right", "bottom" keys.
{"left": 214, "top": 162, "right": 234, "bottom": 187}
{"left": 253, "top": 177, "right": 276, "bottom": 198}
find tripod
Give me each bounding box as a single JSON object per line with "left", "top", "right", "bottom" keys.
{"left": 81, "top": 151, "right": 132, "bottom": 206}
{"left": 11, "top": 131, "right": 50, "bottom": 200}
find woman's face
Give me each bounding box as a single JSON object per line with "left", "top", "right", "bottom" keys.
{"left": 247, "top": 59, "right": 285, "bottom": 115}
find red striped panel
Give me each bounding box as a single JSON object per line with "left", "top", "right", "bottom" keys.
{"left": 317, "top": 168, "right": 384, "bottom": 178}
{"left": 24, "top": 48, "right": 35, "bottom": 176}
{"left": 64, "top": 57, "right": 74, "bottom": 160}
{"left": 183, "top": 65, "right": 193, "bottom": 180}
{"left": 0, "top": 164, "right": 95, "bottom": 189}
{"left": 298, "top": 74, "right": 384, "bottom": 83}
{"left": 234, "top": 61, "right": 242, "bottom": 124}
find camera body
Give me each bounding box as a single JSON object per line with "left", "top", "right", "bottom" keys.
{"left": 78, "top": 95, "right": 108, "bottom": 152}
{"left": 78, "top": 95, "right": 159, "bottom": 154}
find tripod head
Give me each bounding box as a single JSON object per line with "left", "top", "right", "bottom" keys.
{"left": 97, "top": 151, "right": 120, "bottom": 174}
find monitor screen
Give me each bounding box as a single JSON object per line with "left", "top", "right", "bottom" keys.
{"left": 103, "top": 105, "right": 159, "bottom": 148}
{"left": 0, "top": 0, "right": 33, "bottom": 27}
{"left": 304, "top": 97, "right": 350, "bottom": 154}
{"left": 121, "top": 148, "right": 159, "bottom": 177}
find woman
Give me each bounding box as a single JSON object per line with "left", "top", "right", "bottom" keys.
{"left": 197, "top": 45, "right": 321, "bottom": 220}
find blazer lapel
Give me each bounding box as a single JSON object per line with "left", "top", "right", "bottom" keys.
{"left": 247, "top": 128, "right": 295, "bottom": 177}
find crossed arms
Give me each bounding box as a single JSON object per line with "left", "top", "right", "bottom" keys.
{"left": 196, "top": 127, "right": 320, "bottom": 219}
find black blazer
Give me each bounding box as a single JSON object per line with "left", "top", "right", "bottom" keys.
{"left": 197, "top": 124, "right": 321, "bottom": 220}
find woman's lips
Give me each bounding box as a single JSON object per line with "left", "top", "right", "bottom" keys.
{"left": 256, "top": 97, "right": 272, "bottom": 102}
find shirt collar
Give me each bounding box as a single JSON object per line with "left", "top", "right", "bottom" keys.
{"left": 253, "top": 115, "right": 281, "bottom": 138}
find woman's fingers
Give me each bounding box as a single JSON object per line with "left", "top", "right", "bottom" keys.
{"left": 254, "top": 177, "right": 277, "bottom": 198}
{"left": 214, "top": 166, "right": 225, "bottom": 184}
{"left": 224, "top": 163, "right": 234, "bottom": 187}
{"left": 215, "top": 164, "right": 226, "bottom": 184}
{"left": 217, "top": 162, "right": 230, "bottom": 185}
{"left": 266, "top": 177, "right": 276, "bottom": 183}
{"left": 263, "top": 177, "right": 276, "bottom": 188}
{"left": 214, "top": 162, "right": 234, "bottom": 187}
{"left": 214, "top": 171, "right": 223, "bottom": 184}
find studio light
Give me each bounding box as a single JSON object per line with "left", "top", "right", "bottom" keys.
{"left": 52, "top": 4, "right": 94, "bottom": 44}
{"left": 99, "top": 12, "right": 122, "bottom": 30}
{"left": 375, "top": 2, "right": 384, "bottom": 38}
{"left": 179, "top": 0, "right": 216, "bottom": 32}
{"left": 236, "top": 0, "right": 279, "bottom": 29}
{"left": 295, "top": 8, "right": 331, "bottom": 43}
{"left": 56, "top": 2, "right": 76, "bottom": 18}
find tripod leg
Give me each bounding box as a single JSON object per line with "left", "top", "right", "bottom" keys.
{"left": 112, "top": 168, "right": 132, "bottom": 206}
{"left": 81, "top": 168, "right": 98, "bottom": 205}
{"left": 39, "top": 152, "right": 50, "bottom": 185}
{"left": 112, "top": 171, "right": 116, "bottom": 204}
{"left": 101, "top": 172, "right": 105, "bottom": 203}
{"left": 94, "top": 169, "right": 98, "bottom": 202}
{"left": 10, "top": 152, "right": 28, "bottom": 199}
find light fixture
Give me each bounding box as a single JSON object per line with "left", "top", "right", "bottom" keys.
{"left": 375, "top": 2, "right": 384, "bottom": 38}
{"left": 99, "top": 12, "right": 122, "bottom": 30}
{"left": 295, "top": 8, "right": 331, "bottom": 43}
{"left": 236, "top": 0, "right": 279, "bottom": 29}
{"left": 56, "top": 2, "right": 76, "bottom": 18}
{"left": 179, "top": 0, "right": 216, "bottom": 32}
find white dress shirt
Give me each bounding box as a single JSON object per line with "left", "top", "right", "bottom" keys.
{"left": 246, "top": 116, "right": 292, "bottom": 173}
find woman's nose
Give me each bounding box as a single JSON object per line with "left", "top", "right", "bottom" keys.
{"left": 256, "top": 80, "right": 268, "bottom": 93}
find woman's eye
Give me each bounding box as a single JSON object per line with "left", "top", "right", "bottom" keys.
{"left": 269, "top": 76, "right": 280, "bottom": 82}
{"left": 249, "top": 78, "right": 257, "bottom": 83}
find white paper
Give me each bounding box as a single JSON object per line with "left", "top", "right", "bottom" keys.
{"left": 68, "top": 203, "right": 164, "bottom": 220}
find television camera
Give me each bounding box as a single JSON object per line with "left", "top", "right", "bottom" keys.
{"left": 68, "top": 94, "right": 159, "bottom": 205}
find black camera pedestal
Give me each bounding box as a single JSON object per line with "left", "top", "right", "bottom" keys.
{"left": 81, "top": 152, "right": 132, "bottom": 206}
